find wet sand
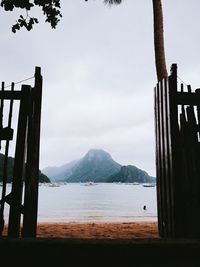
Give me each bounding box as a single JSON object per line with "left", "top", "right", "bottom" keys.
{"left": 36, "top": 222, "right": 159, "bottom": 239}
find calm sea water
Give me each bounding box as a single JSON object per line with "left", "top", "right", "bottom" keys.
{"left": 1, "top": 183, "right": 157, "bottom": 223}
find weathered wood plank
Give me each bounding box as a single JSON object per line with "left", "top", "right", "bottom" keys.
{"left": 176, "top": 91, "right": 200, "bottom": 105}
{"left": 165, "top": 78, "right": 175, "bottom": 237}
{"left": 158, "top": 80, "right": 168, "bottom": 237}
{"left": 154, "top": 84, "right": 163, "bottom": 236}
{"left": 179, "top": 105, "right": 191, "bottom": 235}
{"left": 0, "top": 82, "right": 5, "bottom": 150}
{"left": 185, "top": 104, "right": 200, "bottom": 237}
{"left": 168, "top": 64, "right": 183, "bottom": 237}
{"left": 8, "top": 85, "right": 31, "bottom": 238}
{"left": 0, "top": 82, "right": 5, "bottom": 234}
{"left": 0, "top": 83, "right": 15, "bottom": 236}
{"left": 22, "top": 67, "right": 43, "bottom": 237}
{"left": 162, "top": 77, "right": 174, "bottom": 236}
{"left": 195, "top": 89, "right": 200, "bottom": 135}
{"left": 0, "top": 90, "right": 22, "bottom": 100}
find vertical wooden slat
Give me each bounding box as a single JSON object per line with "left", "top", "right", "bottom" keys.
{"left": 8, "top": 85, "right": 30, "bottom": 238}
{"left": 195, "top": 89, "right": 200, "bottom": 237}
{"left": 186, "top": 104, "right": 200, "bottom": 237}
{"left": 196, "top": 89, "right": 200, "bottom": 134}
{"left": 0, "top": 82, "right": 5, "bottom": 234}
{"left": 179, "top": 104, "right": 190, "bottom": 235}
{"left": 157, "top": 81, "right": 165, "bottom": 237}
{"left": 160, "top": 79, "right": 168, "bottom": 236}
{"left": 22, "top": 67, "right": 42, "bottom": 237}
{"left": 178, "top": 84, "right": 196, "bottom": 237}
{"left": 158, "top": 80, "right": 168, "bottom": 236}
{"left": 154, "top": 84, "right": 163, "bottom": 236}
{"left": 195, "top": 88, "right": 200, "bottom": 175}
{"left": 162, "top": 77, "right": 173, "bottom": 236}
{"left": 0, "top": 82, "right": 5, "bottom": 151}
{"left": 165, "top": 77, "right": 175, "bottom": 237}
{"left": 0, "top": 83, "right": 15, "bottom": 236}
{"left": 168, "top": 64, "right": 183, "bottom": 237}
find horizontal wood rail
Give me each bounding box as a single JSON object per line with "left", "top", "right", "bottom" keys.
{"left": 176, "top": 91, "right": 200, "bottom": 105}
{"left": 0, "top": 91, "right": 22, "bottom": 100}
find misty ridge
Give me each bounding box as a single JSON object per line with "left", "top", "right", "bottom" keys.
{"left": 42, "top": 149, "right": 156, "bottom": 184}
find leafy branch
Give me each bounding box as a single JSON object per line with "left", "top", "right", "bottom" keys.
{"left": 0, "top": 0, "right": 62, "bottom": 33}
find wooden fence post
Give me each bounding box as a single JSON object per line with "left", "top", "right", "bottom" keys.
{"left": 0, "top": 83, "right": 14, "bottom": 236}
{"left": 8, "top": 85, "right": 31, "bottom": 238}
{"left": 154, "top": 83, "right": 163, "bottom": 236}
{"left": 22, "top": 67, "right": 43, "bottom": 237}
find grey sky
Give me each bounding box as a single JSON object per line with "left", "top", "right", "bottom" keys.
{"left": 0, "top": 0, "right": 200, "bottom": 176}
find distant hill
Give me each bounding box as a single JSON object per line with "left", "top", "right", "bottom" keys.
{"left": 0, "top": 153, "right": 50, "bottom": 183}
{"left": 38, "top": 170, "right": 51, "bottom": 183}
{"left": 42, "top": 149, "right": 156, "bottom": 184}
{"left": 42, "top": 160, "right": 79, "bottom": 182}
{"left": 66, "top": 149, "right": 121, "bottom": 183}
{"left": 107, "top": 165, "right": 156, "bottom": 183}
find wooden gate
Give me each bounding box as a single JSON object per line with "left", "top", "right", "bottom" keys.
{"left": 155, "top": 64, "right": 200, "bottom": 238}
{"left": 0, "top": 67, "right": 42, "bottom": 238}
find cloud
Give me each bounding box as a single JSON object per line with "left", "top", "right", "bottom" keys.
{"left": 1, "top": 0, "right": 200, "bottom": 177}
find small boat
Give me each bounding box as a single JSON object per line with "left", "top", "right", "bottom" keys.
{"left": 84, "top": 181, "right": 97, "bottom": 186}
{"left": 48, "top": 183, "right": 60, "bottom": 187}
{"left": 142, "top": 183, "right": 156, "bottom": 187}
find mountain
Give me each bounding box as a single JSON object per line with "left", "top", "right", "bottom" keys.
{"left": 107, "top": 165, "right": 156, "bottom": 183}
{"left": 0, "top": 153, "right": 50, "bottom": 183}
{"left": 42, "top": 149, "right": 156, "bottom": 183}
{"left": 42, "top": 160, "right": 79, "bottom": 182}
{"left": 66, "top": 149, "right": 121, "bottom": 183}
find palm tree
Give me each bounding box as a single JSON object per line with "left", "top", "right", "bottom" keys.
{"left": 103, "top": 0, "right": 168, "bottom": 81}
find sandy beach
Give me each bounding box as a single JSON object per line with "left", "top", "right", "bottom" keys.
{"left": 2, "top": 222, "right": 158, "bottom": 238}
{"left": 35, "top": 222, "right": 158, "bottom": 239}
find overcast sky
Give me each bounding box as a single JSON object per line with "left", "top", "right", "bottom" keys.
{"left": 0, "top": 0, "right": 200, "bottom": 176}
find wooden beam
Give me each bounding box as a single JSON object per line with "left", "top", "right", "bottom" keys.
{"left": 176, "top": 92, "right": 200, "bottom": 106}
{"left": 0, "top": 90, "right": 22, "bottom": 100}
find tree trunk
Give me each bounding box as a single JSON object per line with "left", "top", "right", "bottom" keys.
{"left": 152, "top": 0, "right": 168, "bottom": 81}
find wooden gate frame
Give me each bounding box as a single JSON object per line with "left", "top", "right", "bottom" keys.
{"left": 155, "top": 64, "right": 200, "bottom": 238}
{"left": 0, "top": 67, "right": 42, "bottom": 238}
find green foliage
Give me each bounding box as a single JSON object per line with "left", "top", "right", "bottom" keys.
{"left": 38, "top": 170, "right": 51, "bottom": 183}
{"left": 1, "top": 0, "right": 122, "bottom": 33}
{"left": 0, "top": 0, "right": 62, "bottom": 33}
{"left": 0, "top": 153, "right": 50, "bottom": 183}
{"left": 107, "top": 165, "right": 156, "bottom": 183}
